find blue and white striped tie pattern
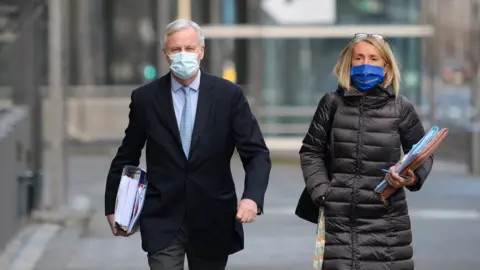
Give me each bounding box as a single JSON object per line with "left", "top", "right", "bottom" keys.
{"left": 179, "top": 87, "right": 193, "bottom": 158}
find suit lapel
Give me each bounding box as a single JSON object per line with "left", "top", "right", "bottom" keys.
{"left": 153, "top": 73, "right": 182, "bottom": 146}
{"left": 189, "top": 73, "right": 213, "bottom": 156}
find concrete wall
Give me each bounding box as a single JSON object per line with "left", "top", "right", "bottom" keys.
{"left": 0, "top": 107, "right": 31, "bottom": 252}
{"left": 43, "top": 97, "right": 130, "bottom": 142}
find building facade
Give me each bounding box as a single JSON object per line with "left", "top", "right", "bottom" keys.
{"left": 49, "top": 0, "right": 434, "bottom": 136}
{"left": 0, "top": 0, "right": 437, "bottom": 138}
{"left": 192, "top": 0, "right": 431, "bottom": 135}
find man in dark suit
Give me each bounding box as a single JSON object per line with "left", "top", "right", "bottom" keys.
{"left": 104, "top": 19, "right": 271, "bottom": 270}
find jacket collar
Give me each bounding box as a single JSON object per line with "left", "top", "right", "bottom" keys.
{"left": 337, "top": 84, "right": 396, "bottom": 97}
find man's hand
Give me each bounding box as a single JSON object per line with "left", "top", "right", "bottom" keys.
{"left": 236, "top": 199, "right": 258, "bottom": 223}
{"left": 106, "top": 214, "right": 136, "bottom": 237}
{"left": 386, "top": 166, "right": 416, "bottom": 189}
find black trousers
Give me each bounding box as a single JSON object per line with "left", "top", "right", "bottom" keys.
{"left": 147, "top": 226, "right": 228, "bottom": 270}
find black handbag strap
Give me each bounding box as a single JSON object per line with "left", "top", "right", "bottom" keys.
{"left": 326, "top": 93, "right": 338, "bottom": 139}
{"left": 324, "top": 93, "right": 338, "bottom": 177}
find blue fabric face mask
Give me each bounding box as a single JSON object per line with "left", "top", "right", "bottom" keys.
{"left": 169, "top": 52, "right": 199, "bottom": 79}
{"left": 350, "top": 64, "right": 385, "bottom": 92}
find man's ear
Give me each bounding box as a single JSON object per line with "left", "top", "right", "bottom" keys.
{"left": 163, "top": 49, "right": 171, "bottom": 64}
{"left": 198, "top": 45, "right": 205, "bottom": 61}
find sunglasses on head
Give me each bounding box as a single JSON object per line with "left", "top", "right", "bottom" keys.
{"left": 353, "top": 33, "right": 385, "bottom": 41}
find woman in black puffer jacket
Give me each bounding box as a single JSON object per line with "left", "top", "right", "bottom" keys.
{"left": 296, "top": 34, "right": 434, "bottom": 270}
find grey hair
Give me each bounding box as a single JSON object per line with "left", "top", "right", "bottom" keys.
{"left": 162, "top": 19, "right": 205, "bottom": 48}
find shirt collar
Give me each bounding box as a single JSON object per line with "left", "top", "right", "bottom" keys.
{"left": 171, "top": 70, "right": 201, "bottom": 92}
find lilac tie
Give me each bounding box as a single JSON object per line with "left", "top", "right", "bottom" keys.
{"left": 180, "top": 87, "right": 193, "bottom": 158}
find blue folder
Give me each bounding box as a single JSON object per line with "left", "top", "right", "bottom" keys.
{"left": 375, "top": 126, "right": 440, "bottom": 193}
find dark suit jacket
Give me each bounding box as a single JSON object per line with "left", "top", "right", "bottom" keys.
{"left": 104, "top": 71, "right": 271, "bottom": 258}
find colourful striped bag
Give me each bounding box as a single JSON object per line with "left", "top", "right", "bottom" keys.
{"left": 313, "top": 207, "right": 326, "bottom": 270}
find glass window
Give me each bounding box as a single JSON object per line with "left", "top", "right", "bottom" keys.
{"left": 103, "top": 0, "right": 156, "bottom": 84}
{"left": 221, "top": 0, "right": 237, "bottom": 24}
{"left": 336, "top": 0, "right": 421, "bottom": 25}
{"left": 191, "top": 0, "right": 210, "bottom": 24}
{"left": 0, "top": 42, "right": 14, "bottom": 86}
{"left": 191, "top": 0, "right": 238, "bottom": 24}
{"left": 262, "top": 37, "right": 421, "bottom": 106}
{"left": 258, "top": 0, "right": 421, "bottom": 26}
{"left": 261, "top": 37, "right": 421, "bottom": 136}
{"left": 101, "top": 0, "right": 177, "bottom": 85}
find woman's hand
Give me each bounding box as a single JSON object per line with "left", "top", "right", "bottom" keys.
{"left": 385, "top": 166, "right": 416, "bottom": 188}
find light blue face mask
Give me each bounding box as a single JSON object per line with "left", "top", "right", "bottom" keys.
{"left": 169, "top": 52, "right": 199, "bottom": 79}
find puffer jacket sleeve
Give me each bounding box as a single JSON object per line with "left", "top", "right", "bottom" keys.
{"left": 399, "top": 96, "right": 434, "bottom": 191}
{"left": 299, "top": 93, "right": 335, "bottom": 205}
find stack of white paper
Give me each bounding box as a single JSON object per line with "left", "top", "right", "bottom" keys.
{"left": 114, "top": 166, "right": 148, "bottom": 233}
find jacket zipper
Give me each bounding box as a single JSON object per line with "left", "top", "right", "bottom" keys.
{"left": 352, "top": 97, "right": 364, "bottom": 269}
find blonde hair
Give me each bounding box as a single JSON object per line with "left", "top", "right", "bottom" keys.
{"left": 333, "top": 37, "right": 401, "bottom": 96}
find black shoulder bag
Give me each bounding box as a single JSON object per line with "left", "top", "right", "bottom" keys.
{"left": 295, "top": 93, "right": 338, "bottom": 223}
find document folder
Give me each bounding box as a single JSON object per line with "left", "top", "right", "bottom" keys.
{"left": 375, "top": 126, "right": 449, "bottom": 202}
{"left": 114, "top": 165, "right": 147, "bottom": 233}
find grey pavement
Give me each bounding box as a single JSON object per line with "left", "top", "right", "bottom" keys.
{"left": 4, "top": 154, "right": 480, "bottom": 270}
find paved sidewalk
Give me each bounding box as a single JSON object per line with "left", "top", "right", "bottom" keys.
{"left": 2, "top": 154, "right": 480, "bottom": 269}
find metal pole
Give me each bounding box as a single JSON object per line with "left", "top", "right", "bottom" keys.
{"left": 141, "top": 0, "right": 153, "bottom": 84}
{"left": 431, "top": 0, "right": 442, "bottom": 124}
{"left": 246, "top": 0, "right": 264, "bottom": 116}
{"left": 427, "top": 0, "right": 437, "bottom": 125}
{"left": 45, "top": 0, "right": 68, "bottom": 211}
{"left": 209, "top": 0, "right": 223, "bottom": 76}
{"left": 177, "top": 0, "right": 191, "bottom": 19}
{"left": 157, "top": 0, "right": 170, "bottom": 75}
{"left": 78, "top": 0, "right": 94, "bottom": 140}
{"left": 27, "top": 7, "right": 43, "bottom": 210}
{"left": 419, "top": 0, "right": 429, "bottom": 122}
{"left": 11, "top": 1, "right": 44, "bottom": 209}
{"left": 11, "top": 34, "right": 27, "bottom": 104}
